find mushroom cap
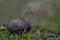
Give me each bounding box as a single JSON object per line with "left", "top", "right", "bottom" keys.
{"left": 8, "top": 18, "right": 31, "bottom": 35}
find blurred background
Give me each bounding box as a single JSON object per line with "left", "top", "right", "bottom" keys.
{"left": 0, "top": 0, "right": 60, "bottom": 32}
{"left": 0, "top": 0, "right": 60, "bottom": 24}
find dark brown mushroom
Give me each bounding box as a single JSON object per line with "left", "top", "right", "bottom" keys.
{"left": 8, "top": 18, "right": 31, "bottom": 35}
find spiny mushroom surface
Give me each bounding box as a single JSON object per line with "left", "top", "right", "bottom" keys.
{"left": 8, "top": 18, "right": 31, "bottom": 35}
